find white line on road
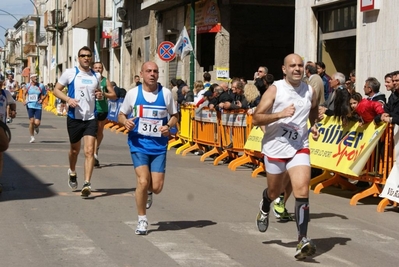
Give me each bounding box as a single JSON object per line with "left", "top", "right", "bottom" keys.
{"left": 125, "top": 221, "right": 243, "bottom": 267}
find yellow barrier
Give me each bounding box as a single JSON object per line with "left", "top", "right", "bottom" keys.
{"left": 167, "top": 105, "right": 194, "bottom": 154}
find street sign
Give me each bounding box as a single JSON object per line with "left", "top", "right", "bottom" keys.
{"left": 157, "top": 41, "right": 176, "bottom": 62}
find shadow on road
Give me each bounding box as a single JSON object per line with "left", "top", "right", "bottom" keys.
{"left": 148, "top": 220, "right": 217, "bottom": 233}
{"left": 0, "top": 153, "right": 56, "bottom": 202}
{"left": 263, "top": 236, "right": 351, "bottom": 262}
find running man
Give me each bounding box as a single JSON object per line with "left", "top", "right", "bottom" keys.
{"left": 4, "top": 73, "right": 18, "bottom": 122}
{"left": 253, "top": 53, "right": 319, "bottom": 260}
{"left": 23, "top": 74, "right": 47, "bottom": 143}
{"left": 0, "top": 80, "right": 16, "bottom": 193}
{"left": 92, "top": 62, "right": 117, "bottom": 167}
{"left": 118, "top": 61, "right": 178, "bottom": 235}
{"left": 53, "top": 46, "right": 102, "bottom": 197}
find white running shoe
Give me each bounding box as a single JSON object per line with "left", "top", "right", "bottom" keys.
{"left": 135, "top": 220, "right": 148, "bottom": 235}
{"left": 29, "top": 136, "right": 35, "bottom": 143}
{"left": 67, "top": 169, "right": 78, "bottom": 190}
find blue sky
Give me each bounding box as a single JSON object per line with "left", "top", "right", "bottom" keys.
{"left": 0, "top": 0, "right": 35, "bottom": 46}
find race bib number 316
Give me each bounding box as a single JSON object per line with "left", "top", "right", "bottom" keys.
{"left": 138, "top": 118, "right": 162, "bottom": 137}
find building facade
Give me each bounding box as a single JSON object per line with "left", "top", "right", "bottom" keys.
{"left": 3, "top": 0, "right": 397, "bottom": 96}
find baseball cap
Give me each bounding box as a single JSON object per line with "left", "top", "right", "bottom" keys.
{"left": 203, "top": 90, "right": 213, "bottom": 97}
{"left": 30, "top": 73, "right": 38, "bottom": 78}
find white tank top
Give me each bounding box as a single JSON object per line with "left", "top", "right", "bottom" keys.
{"left": 262, "top": 79, "right": 313, "bottom": 158}
{"left": 5, "top": 80, "right": 17, "bottom": 96}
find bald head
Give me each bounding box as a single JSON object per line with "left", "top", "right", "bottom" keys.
{"left": 140, "top": 61, "right": 159, "bottom": 91}
{"left": 282, "top": 53, "right": 304, "bottom": 86}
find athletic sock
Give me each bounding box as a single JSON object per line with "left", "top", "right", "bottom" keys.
{"left": 295, "top": 198, "right": 310, "bottom": 240}
{"left": 138, "top": 215, "right": 147, "bottom": 222}
{"left": 261, "top": 189, "right": 273, "bottom": 213}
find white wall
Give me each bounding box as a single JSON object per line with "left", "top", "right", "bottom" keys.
{"left": 296, "top": 0, "right": 399, "bottom": 96}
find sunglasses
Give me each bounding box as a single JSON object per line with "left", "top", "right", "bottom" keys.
{"left": 79, "top": 54, "right": 92, "bottom": 58}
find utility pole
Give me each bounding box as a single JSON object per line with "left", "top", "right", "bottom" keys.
{"left": 97, "top": 0, "right": 101, "bottom": 59}
{"left": 190, "top": 0, "right": 195, "bottom": 91}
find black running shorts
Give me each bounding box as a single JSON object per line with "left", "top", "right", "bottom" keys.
{"left": 67, "top": 116, "right": 98, "bottom": 144}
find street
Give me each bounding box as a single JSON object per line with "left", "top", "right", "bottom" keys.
{"left": 1, "top": 101, "right": 398, "bottom": 267}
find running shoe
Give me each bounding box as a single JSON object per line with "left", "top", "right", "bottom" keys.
{"left": 273, "top": 196, "right": 285, "bottom": 219}
{"left": 279, "top": 209, "right": 294, "bottom": 221}
{"left": 29, "top": 136, "right": 35, "bottom": 143}
{"left": 94, "top": 158, "right": 100, "bottom": 167}
{"left": 146, "top": 192, "right": 153, "bottom": 209}
{"left": 6, "top": 118, "right": 12, "bottom": 123}
{"left": 34, "top": 126, "right": 39, "bottom": 135}
{"left": 256, "top": 200, "right": 269, "bottom": 232}
{"left": 81, "top": 182, "right": 91, "bottom": 197}
{"left": 295, "top": 237, "right": 317, "bottom": 260}
{"left": 67, "top": 169, "right": 78, "bottom": 190}
{"left": 135, "top": 220, "right": 148, "bottom": 235}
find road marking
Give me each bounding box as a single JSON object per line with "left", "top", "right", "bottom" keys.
{"left": 25, "top": 222, "right": 118, "bottom": 267}
{"left": 125, "top": 221, "right": 243, "bottom": 266}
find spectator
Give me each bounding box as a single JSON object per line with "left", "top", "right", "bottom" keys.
{"left": 170, "top": 78, "right": 178, "bottom": 104}
{"left": 181, "top": 86, "right": 194, "bottom": 105}
{"left": 217, "top": 82, "right": 233, "bottom": 109}
{"left": 350, "top": 92, "right": 384, "bottom": 126}
{"left": 203, "top": 72, "right": 211, "bottom": 90}
{"left": 219, "top": 80, "right": 248, "bottom": 110}
{"left": 243, "top": 83, "right": 260, "bottom": 115}
{"left": 316, "top": 61, "right": 332, "bottom": 101}
{"left": 176, "top": 79, "right": 188, "bottom": 106}
{"left": 254, "top": 66, "right": 268, "bottom": 96}
{"left": 319, "top": 72, "right": 346, "bottom": 118}
{"left": 385, "top": 72, "right": 395, "bottom": 93}
{"left": 111, "top": 81, "right": 126, "bottom": 99}
{"left": 134, "top": 75, "right": 142, "bottom": 86}
{"left": 364, "top": 77, "right": 386, "bottom": 104}
{"left": 305, "top": 62, "right": 325, "bottom": 105}
{"left": 193, "top": 80, "right": 204, "bottom": 104}
{"left": 379, "top": 71, "right": 399, "bottom": 124}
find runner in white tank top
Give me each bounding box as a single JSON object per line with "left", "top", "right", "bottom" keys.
{"left": 252, "top": 53, "right": 320, "bottom": 260}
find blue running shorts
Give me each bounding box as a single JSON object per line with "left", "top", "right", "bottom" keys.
{"left": 130, "top": 152, "right": 166, "bottom": 173}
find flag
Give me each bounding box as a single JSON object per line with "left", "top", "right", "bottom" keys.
{"left": 172, "top": 26, "right": 193, "bottom": 60}
{"left": 94, "top": 41, "right": 100, "bottom": 62}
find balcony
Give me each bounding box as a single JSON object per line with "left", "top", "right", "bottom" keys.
{"left": 71, "top": 0, "right": 112, "bottom": 29}
{"left": 44, "top": 9, "right": 67, "bottom": 32}
{"left": 24, "top": 43, "right": 37, "bottom": 58}
{"left": 141, "top": 0, "right": 184, "bottom": 11}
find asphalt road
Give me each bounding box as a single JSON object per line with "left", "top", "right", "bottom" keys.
{"left": 1, "top": 101, "right": 398, "bottom": 267}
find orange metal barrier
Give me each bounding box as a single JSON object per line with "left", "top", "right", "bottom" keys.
{"left": 227, "top": 115, "right": 266, "bottom": 177}
{"left": 181, "top": 107, "right": 222, "bottom": 160}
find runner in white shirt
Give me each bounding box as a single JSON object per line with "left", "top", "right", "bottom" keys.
{"left": 4, "top": 73, "right": 18, "bottom": 122}
{"left": 253, "top": 53, "right": 319, "bottom": 260}
{"left": 53, "top": 46, "right": 102, "bottom": 197}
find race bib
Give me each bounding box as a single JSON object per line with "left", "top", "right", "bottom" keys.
{"left": 138, "top": 118, "right": 162, "bottom": 137}
{"left": 275, "top": 123, "right": 302, "bottom": 149}
{"left": 28, "top": 94, "right": 38, "bottom": 102}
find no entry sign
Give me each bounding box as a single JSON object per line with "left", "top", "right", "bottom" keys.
{"left": 157, "top": 41, "right": 176, "bottom": 62}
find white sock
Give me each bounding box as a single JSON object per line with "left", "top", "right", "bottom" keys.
{"left": 138, "top": 215, "right": 147, "bottom": 222}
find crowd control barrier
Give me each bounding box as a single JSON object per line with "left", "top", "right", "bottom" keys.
{"left": 40, "top": 94, "right": 398, "bottom": 212}
{"left": 181, "top": 107, "right": 221, "bottom": 158}
{"left": 168, "top": 105, "right": 194, "bottom": 154}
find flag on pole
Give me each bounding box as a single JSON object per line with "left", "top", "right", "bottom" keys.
{"left": 94, "top": 41, "right": 100, "bottom": 62}
{"left": 172, "top": 26, "right": 193, "bottom": 60}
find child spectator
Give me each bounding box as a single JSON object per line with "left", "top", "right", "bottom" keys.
{"left": 350, "top": 92, "right": 385, "bottom": 126}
